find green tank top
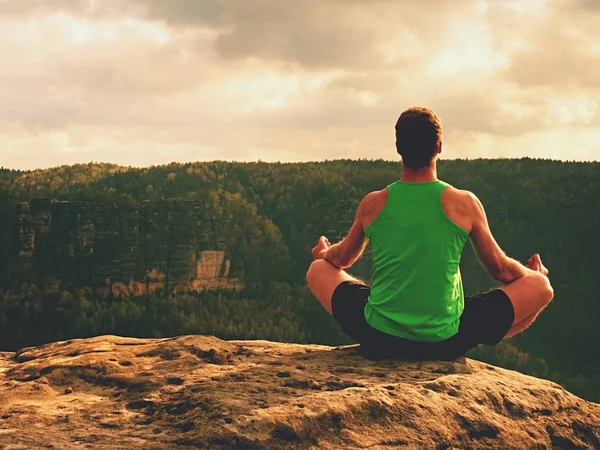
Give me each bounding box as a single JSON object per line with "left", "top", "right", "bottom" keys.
{"left": 364, "top": 179, "right": 470, "bottom": 342}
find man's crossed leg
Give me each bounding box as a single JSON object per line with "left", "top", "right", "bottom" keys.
{"left": 306, "top": 254, "right": 554, "bottom": 340}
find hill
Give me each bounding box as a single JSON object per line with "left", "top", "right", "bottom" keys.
{"left": 0, "top": 159, "right": 599, "bottom": 401}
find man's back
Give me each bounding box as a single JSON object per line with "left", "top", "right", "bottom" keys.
{"left": 307, "top": 106, "right": 554, "bottom": 360}
{"left": 363, "top": 179, "right": 471, "bottom": 342}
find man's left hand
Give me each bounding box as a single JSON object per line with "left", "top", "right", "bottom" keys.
{"left": 311, "top": 236, "right": 331, "bottom": 260}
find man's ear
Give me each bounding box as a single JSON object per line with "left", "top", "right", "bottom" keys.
{"left": 437, "top": 141, "right": 442, "bottom": 155}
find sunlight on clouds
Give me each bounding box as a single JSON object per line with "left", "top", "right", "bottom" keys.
{"left": 485, "top": 0, "right": 550, "bottom": 17}
{"left": 448, "top": 125, "right": 600, "bottom": 161}
{"left": 428, "top": 46, "right": 507, "bottom": 79}
{"left": 561, "top": 24, "right": 600, "bottom": 57}
{"left": 50, "top": 132, "right": 75, "bottom": 153}
{"left": 50, "top": 13, "right": 120, "bottom": 43}
{"left": 124, "top": 18, "right": 170, "bottom": 45}
{"left": 427, "top": 13, "right": 508, "bottom": 80}
{"left": 378, "top": 26, "right": 421, "bottom": 64}
{"left": 428, "top": 50, "right": 461, "bottom": 78}
{"left": 221, "top": 69, "right": 338, "bottom": 113}
{"left": 1, "top": 0, "right": 599, "bottom": 167}
{"left": 548, "top": 98, "right": 598, "bottom": 126}
{"left": 28, "top": 13, "right": 174, "bottom": 47}
{"left": 62, "top": 16, "right": 91, "bottom": 43}
{"left": 357, "top": 91, "right": 380, "bottom": 107}
{"left": 222, "top": 73, "right": 300, "bottom": 112}
{"left": 497, "top": 99, "right": 537, "bottom": 123}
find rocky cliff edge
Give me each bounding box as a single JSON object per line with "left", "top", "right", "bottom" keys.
{"left": 1, "top": 335, "right": 599, "bottom": 449}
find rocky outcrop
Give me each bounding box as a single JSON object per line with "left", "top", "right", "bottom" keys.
{"left": 11, "top": 200, "right": 242, "bottom": 293}
{"left": 0, "top": 335, "right": 598, "bottom": 449}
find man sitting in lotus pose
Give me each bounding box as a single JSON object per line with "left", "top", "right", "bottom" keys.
{"left": 306, "top": 107, "right": 554, "bottom": 360}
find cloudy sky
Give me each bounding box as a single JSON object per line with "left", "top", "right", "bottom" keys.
{"left": 1, "top": 0, "right": 599, "bottom": 169}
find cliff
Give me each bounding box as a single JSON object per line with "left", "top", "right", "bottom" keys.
{"left": 11, "top": 199, "right": 243, "bottom": 293}
{"left": 0, "top": 335, "right": 598, "bottom": 449}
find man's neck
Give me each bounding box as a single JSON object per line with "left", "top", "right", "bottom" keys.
{"left": 400, "top": 164, "right": 438, "bottom": 182}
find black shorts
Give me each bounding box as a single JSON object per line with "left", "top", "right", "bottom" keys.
{"left": 331, "top": 281, "right": 515, "bottom": 361}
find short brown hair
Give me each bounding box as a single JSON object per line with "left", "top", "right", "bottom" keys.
{"left": 395, "top": 107, "right": 442, "bottom": 169}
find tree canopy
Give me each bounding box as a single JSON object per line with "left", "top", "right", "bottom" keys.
{"left": 0, "top": 158, "right": 598, "bottom": 401}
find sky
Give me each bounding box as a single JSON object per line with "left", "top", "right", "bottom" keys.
{"left": 1, "top": 0, "right": 599, "bottom": 170}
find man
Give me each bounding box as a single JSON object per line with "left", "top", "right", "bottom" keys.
{"left": 306, "top": 106, "right": 554, "bottom": 360}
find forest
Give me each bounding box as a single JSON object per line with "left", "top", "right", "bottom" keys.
{"left": 0, "top": 158, "right": 598, "bottom": 402}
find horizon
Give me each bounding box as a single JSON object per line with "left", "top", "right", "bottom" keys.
{"left": 2, "top": 155, "right": 598, "bottom": 173}
{"left": 2, "top": 0, "right": 600, "bottom": 169}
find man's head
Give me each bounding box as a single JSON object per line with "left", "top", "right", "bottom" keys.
{"left": 395, "top": 107, "right": 442, "bottom": 169}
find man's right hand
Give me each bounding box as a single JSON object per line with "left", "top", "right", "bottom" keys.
{"left": 526, "top": 254, "right": 549, "bottom": 276}
{"left": 311, "top": 236, "right": 331, "bottom": 260}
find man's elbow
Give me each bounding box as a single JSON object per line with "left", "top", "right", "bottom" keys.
{"left": 491, "top": 269, "right": 511, "bottom": 284}
{"left": 336, "top": 257, "right": 352, "bottom": 270}
{"left": 488, "top": 262, "right": 511, "bottom": 284}
{"left": 482, "top": 253, "right": 512, "bottom": 283}
{"left": 338, "top": 251, "right": 359, "bottom": 270}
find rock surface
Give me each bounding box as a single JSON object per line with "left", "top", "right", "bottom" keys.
{"left": 0, "top": 335, "right": 599, "bottom": 449}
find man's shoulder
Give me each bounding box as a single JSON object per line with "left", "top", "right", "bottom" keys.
{"left": 444, "top": 185, "right": 477, "bottom": 204}
{"left": 366, "top": 188, "right": 389, "bottom": 208}
{"left": 362, "top": 184, "right": 477, "bottom": 210}
{"left": 441, "top": 186, "right": 480, "bottom": 218}
{"left": 358, "top": 189, "right": 388, "bottom": 223}
{"left": 361, "top": 189, "right": 387, "bottom": 205}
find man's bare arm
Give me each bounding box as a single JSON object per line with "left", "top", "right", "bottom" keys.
{"left": 324, "top": 236, "right": 369, "bottom": 270}
{"left": 467, "top": 192, "right": 539, "bottom": 284}
{"left": 322, "top": 193, "right": 375, "bottom": 269}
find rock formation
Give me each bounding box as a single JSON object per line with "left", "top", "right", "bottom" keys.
{"left": 10, "top": 200, "right": 242, "bottom": 293}
{"left": 1, "top": 335, "right": 599, "bottom": 449}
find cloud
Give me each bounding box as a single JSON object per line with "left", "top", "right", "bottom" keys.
{"left": 0, "top": 0, "right": 470, "bottom": 70}
{"left": 135, "top": 0, "right": 485, "bottom": 71}
{"left": 0, "top": 0, "right": 599, "bottom": 169}
{"left": 0, "top": 13, "right": 226, "bottom": 131}
{"left": 504, "top": 4, "right": 600, "bottom": 90}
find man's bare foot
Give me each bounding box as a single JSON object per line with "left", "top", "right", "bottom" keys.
{"left": 527, "top": 254, "right": 549, "bottom": 276}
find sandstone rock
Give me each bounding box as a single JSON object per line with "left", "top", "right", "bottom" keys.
{"left": 10, "top": 200, "right": 242, "bottom": 293}
{"left": 0, "top": 335, "right": 598, "bottom": 449}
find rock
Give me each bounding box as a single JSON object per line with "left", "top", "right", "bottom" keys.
{"left": 10, "top": 200, "right": 243, "bottom": 293}
{"left": 0, "top": 334, "right": 599, "bottom": 449}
